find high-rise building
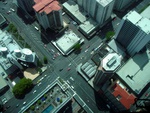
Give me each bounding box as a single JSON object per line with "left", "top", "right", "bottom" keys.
{"left": 17, "top": 0, "right": 34, "bottom": 13}
{"left": 33, "top": 0, "right": 63, "bottom": 30}
{"left": 115, "top": 11, "right": 150, "bottom": 56}
{"left": 114, "top": 0, "right": 135, "bottom": 11}
{"left": 73, "top": 0, "right": 115, "bottom": 25}
{"left": 94, "top": 0, "right": 115, "bottom": 24}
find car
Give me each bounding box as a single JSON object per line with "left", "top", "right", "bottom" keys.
{"left": 67, "top": 80, "right": 70, "bottom": 84}
{"left": 33, "top": 90, "right": 37, "bottom": 94}
{"left": 85, "top": 49, "right": 88, "bottom": 52}
{"left": 59, "top": 69, "right": 63, "bottom": 71}
{"left": 10, "top": 8, "right": 15, "bottom": 12}
{"left": 37, "top": 82, "right": 42, "bottom": 86}
{"left": 2, "top": 98, "right": 7, "bottom": 104}
{"left": 16, "top": 104, "right": 19, "bottom": 107}
{"left": 44, "top": 74, "right": 47, "bottom": 77}
{"left": 70, "top": 77, "right": 74, "bottom": 81}
{"left": 86, "top": 45, "right": 90, "bottom": 48}
{"left": 23, "top": 102, "right": 26, "bottom": 105}
{"left": 67, "top": 68, "right": 71, "bottom": 71}
{"left": 71, "top": 86, "right": 74, "bottom": 89}
{"left": 68, "top": 63, "right": 71, "bottom": 66}
{"left": 34, "top": 26, "right": 39, "bottom": 31}
{"left": 7, "top": 11, "right": 11, "bottom": 14}
{"left": 51, "top": 49, "right": 55, "bottom": 52}
{"left": 62, "top": 12, "right": 66, "bottom": 16}
{"left": 40, "top": 77, "right": 44, "bottom": 81}
{"left": 6, "top": 106, "right": 10, "bottom": 109}
{"left": 37, "top": 80, "right": 41, "bottom": 84}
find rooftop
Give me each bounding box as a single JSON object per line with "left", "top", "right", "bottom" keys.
{"left": 33, "top": 0, "right": 61, "bottom": 14}
{"left": 111, "top": 80, "right": 136, "bottom": 109}
{"left": 124, "top": 10, "right": 150, "bottom": 34}
{"left": 63, "top": 0, "right": 98, "bottom": 35}
{"left": 140, "top": 5, "right": 150, "bottom": 19}
{"left": 116, "top": 49, "right": 150, "bottom": 94}
{"left": 102, "top": 53, "right": 122, "bottom": 71}
{"left": 96, "top": 0, "right": 113, "bottom": 6}
{"left": 56, "top": 30, "right": 80, "bottom": 54}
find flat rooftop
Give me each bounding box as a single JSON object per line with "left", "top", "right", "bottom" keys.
{"left": 96, "top": 0, "right": 113, "bottom": 6}
{"left": 140, "top": 5, "right": 150, "bottom": 19}
{"left": 79, "top": 19, "right": 98, "bottom": 34}
{"left": 124, "top": 10, "right": 150, "bottom": 34}
{"left": 56, "top": 30, "right": 80, "bottom": 53}
{"left": 116, "top": 49, "right": 150, "bottom": 94}
{"left": 63, "top": 0, "right": 98, "bottom": 35}
{"left": 124, "top": 10, "right": 142, "bottom": 25}
{"left": 102, "top": 53, "right": 122, "bottom": 71}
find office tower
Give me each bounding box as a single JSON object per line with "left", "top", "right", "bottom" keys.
{"left": 114, "top": 0, "right": 135, "bottom": 11}
{"left": 74, "top": 0, "right": 115, "bottom": 25}
{"left": 94, "top": 0, "right": 115, "bottom": 24}
{"left": 17, "top": 0, "right": 34, "bottom": 13}
{"left": 33, "top": 0, "right": 63, "bottom": 30}
{"left": 115, "top": 11, "right": 150, "bottom": 56}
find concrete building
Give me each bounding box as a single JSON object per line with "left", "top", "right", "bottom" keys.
{"left": 0, "top": 13, "right": 7, "bottom": 28}
{"left": 52, "top": 29, "right": 83, "bottom": 55}
{"left": 74, "top": 0, "right": 115, "bottom": 25}
{"left": 33, "top": 0, "right": 63, "bottom": 30}
{"left": 17, "top": 0, "right": 34, "bottom": 13}
{"left": 114, "top": 0, "right": 135, "bottom": 11}
{"left": 92, "top": 43, "right": 150, "bottom": 112}
{"left": 0, "top": 29, "right": 38, "bottom": 78}
{"left": 94, "top": 0, "right": 115, "bottom": 25}
{"left": 63, "top": 0, "right": 98, "bottom": 38}
{"left": 115, "top": 11, "right": 150, "bottom": 56}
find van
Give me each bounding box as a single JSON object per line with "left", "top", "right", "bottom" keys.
{"left": 34, "top": 26, "right": 39, "bottom": 31}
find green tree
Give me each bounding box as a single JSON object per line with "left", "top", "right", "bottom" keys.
{"left": 43, "top": 56, "right": 48, "bottom": 64}
{"left": 12, "top": 78, "right": 33, "bottom": 97}
{"left": 106, "top": 31, "right": 115, "bottom": 41}
{"left": 74, "top": 43, "right": 81, "bottom": 50}
{"left": 12, "top": 26, "right": 17, "bottom": 33}
{"left": 37, "top": 100, "right": 41, "bottom": 105}
{"left": 7, "top": 23, "right": 14, "bottom": 32}
{"left": 30, "top": 105, "right": 35, "bottom": 111}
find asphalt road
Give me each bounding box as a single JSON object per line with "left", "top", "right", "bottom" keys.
{"left": 0, "top": 2, "right": 103, "bottom": 113}
{"left": 1, "top": 0, "right": 143, "bottom": 113}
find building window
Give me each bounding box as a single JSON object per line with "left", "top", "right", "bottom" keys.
{"left": 116, "top": 95, "right": 122, "bottom": 101}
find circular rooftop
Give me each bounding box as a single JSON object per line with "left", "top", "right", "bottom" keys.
{"left": 22, "top": 48, "right": 32, "bottom": 55}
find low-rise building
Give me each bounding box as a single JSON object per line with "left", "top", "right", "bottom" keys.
{"left": 52, "top": 29, "right": 84, "bottom": 55}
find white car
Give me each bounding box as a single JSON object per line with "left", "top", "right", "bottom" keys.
{"left": 71, "top": 86, "right": 74, "bottom": 89}
{"left": 10, "top": 8, "right": 15, "bottom": 12}
{"left": 33, "top": 90, "right": 37, "bottom": 94}
{"left": 70, "top": 77, "right": 74, "bottom": 81}
{"left": 67, "top": 80, "right": 70, "bottom": 84}
{"left": 23, "top": 102, "right": 26, "bottom": 105}
{"left": 37, "top": 82, "right": 42, "bottom": 86}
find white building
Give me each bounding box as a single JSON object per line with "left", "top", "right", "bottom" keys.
{"left": 74, "top": 0, "right": 115, "bottom": 25}
{"left": 94, "top": 0, "right": 115, "bottom": 25}
{"left": 33, "top": 0, "right": 63, "bottom": 30}
{"left": 52, "top": 30, "right": 83, "bottom": 55}
{"left": 115, "top": 11, "right": 150, "bottom": 56}
{"left": 0, "top": 29, "right": 38, "bottom": 71}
